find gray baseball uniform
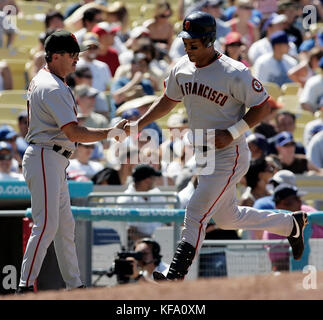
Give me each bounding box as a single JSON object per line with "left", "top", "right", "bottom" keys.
{"left": 19, "top": 67, "right": 82, "bottom": 289}
{"left": 165, "top": 53, "right": 294, "bottom": 253}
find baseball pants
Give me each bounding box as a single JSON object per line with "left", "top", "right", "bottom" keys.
{"left": 182, "top": 141, "right": 294, "bottom": 254}
{"left": 19, "top": 145, "right": 82, "bottom": 288}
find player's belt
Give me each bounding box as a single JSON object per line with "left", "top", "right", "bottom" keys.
{"left": 29, "top": 142, "right": 72, "bottom": 159}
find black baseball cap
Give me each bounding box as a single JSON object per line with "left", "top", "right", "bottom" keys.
{"left": 132, "top": 164, "right": 161, "bottom": 182}
{"left": 44, "top": 30, "right": 88, "bottom": 54}
{"left": 273, "top": 183, "right": 306, "bottom": 203}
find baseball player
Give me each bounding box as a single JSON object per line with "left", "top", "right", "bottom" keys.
{"left": 17, "top": 30, "right": 126, "bottom": 293}
{"left": 123, "top": 12, "right": 308, "bottom": 281}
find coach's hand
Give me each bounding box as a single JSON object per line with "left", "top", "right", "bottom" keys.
{"left": 214, "top": 129, "right": 233, "bottom": 149}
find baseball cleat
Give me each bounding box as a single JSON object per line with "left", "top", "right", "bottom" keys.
{"left": 16, "top": 285, "right": 34, "bottom": 294}
{"left": 153, "top": 271, "right": 168, "bottom": 281}
{"left": 287, "top": 211, "right": 308, "bottom": 260}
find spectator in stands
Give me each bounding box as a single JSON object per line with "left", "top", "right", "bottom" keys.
{"left": 0, "top": 124, "right": 21, "bottom": 172}
{"left": 272, "top": 111, "right": 305, "bottom": 155}
{"left": 31, "top": 29, "right": 57, "bottom": 78}
{"left": 248, "top": 13, "right": 297, "bottom": 65}
{"left": 223, "top": 31, "right": 249, "bottom": 66}
{"left": 185, "top": 0, "right": 231, "bottom": 40}
{"left": 44, "top": 11, "right": 64, "bottom": 31}
{"left": 273, "top": 131, "right": 323, "bottom": 175}
{"left": 16, "top": 111, "right": 28, "bottom": 158}
{"left": 64, "top": 0, "right": 95, "bottom": 19}
{"left": 303, "top": 101, "right": 323, "bottom": 146}
{"left": 288, "top": 47, "right": 323, "bottom": 89}
{"left": 117, "top": 164, "right": 167, "bottom": 244}
{"left": 77, "top": 32, "right": 112, "bottom": 92}
{"left": 0, "top": 0, "right": 17, "bottom": 48}
{"left": 253, "top": 96, "right": 282, "bottom": 138}
{"left": 299, "top": 56, "right": 323, "bottom": 114}
{"left": 246, "top": 133, "right": 269, "bottom": 161}
{"left": 143, "top": 1, "right": 174, "bottom": 51}
{"left": 66, "top": 66, "right": 110, "bottom": 120}
{"left": 74, "top": 84, "right": 109, "bottom": 129}
{"left": 116, "top": 37, "right": 165, "bottom": 91}
{"left": 110, "top": 53, "right": 155, "bottom": 111}
{"left": 0, "top": 141, "right": 24, "bottom": 180}
{"left": 240, "top": 157, "right": 276, "bottom": 209}
{"left": 253, "top": 30, "right": 297, "bottom": 87}
{"left": 120, "top": 27, "right": 151, "bottom": 64}
{"left": 128, "top": 238, "right": 169, "bottom": 282}
{"left": 226, "top": 0, "right": 259, "bottom": 49}
{"left": 74, "top": 7, "right": 103, "bottom": 43}
{"left": 67, "top": 142, "right": 103, "bottom": 181}
{"left": 263, "top": 183, "right": 323, "bottom": 271}
{"left": 0, "top": 60, "right": 13, "bottom": 90}
{"left": 92, "top": 22, "right": 120, "bottom": 77}
{"left": 306, "top": 129, "right": 323, "bottom": 169}
{"left": 277, "top": 0, "right": 303, "bottom": 48}
{"left": 105, "top": 1, "right": 130, "bottom": 44}
{"left": 91, "top": 149, "right": 136, "bottom": 185}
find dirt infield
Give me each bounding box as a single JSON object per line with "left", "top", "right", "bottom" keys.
{"left": 2, "top": 271, "right": 323, "bottom": 300}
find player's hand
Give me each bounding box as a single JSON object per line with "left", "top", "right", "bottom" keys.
{"left": 213, "top": 129, "right": 233, "bottom": 149}
{"left": 110, "top": 119, "right": 128, "bottom": 142}
{"left": 123, "top": 120, "right": 139, "bottom": 137}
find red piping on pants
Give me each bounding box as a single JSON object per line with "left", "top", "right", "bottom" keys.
{"left": 26, "top": 148, "right": 48, "bottom": 287}
{"left": 194, "top": 145, "right": 240, "bottom": 251}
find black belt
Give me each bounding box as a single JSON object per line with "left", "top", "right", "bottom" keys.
{"left": 29, "top": 142, "right": 72, "bottom": 159}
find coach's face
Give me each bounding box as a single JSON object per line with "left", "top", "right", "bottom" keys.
{"left": 53, "top": 52, "right": 79, "bottom": 76}
{"left": 183, "top": 38, "right": 209, "bottom": 66}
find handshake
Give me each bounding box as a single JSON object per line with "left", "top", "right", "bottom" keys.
{"left": 110, "top": 118, "right": 140, "bottom": 142}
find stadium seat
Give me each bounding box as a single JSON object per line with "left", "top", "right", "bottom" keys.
{"left": 263, "top": 82, "right": 282, "bottom": 100}
{"left": 281, "top": 82, "right": 300, "bottom": 95}
{"left": 12, "top": 31, "right": 39, "bottom": 50}
{"left": 16, "top": 1, "right": 53, "bottom": 16}
{"left": 277, "top": 95, "right": 301, "bottom": 114}
{"left": 55, "top": 2, "right": 75, "bottom": 13}
{"left": 0, "top": 48, "right": 30, "bottom": 59}
{"left": 0, "top": 104, "right": 26, "bottom": 121}
{"left": 16, "top": 17, "right": 45, "bottom": 32}
{"left": 3, "top": 59, "right": 29, "bottom": 89}
{"left": 0, "top": 119, "right": 18, "bottom": 131}
{"left": 0, "top": 90, "right": 27, "bottom": 104}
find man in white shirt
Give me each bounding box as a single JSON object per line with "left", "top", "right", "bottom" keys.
{"left": 307, "top": 129, "right": 323, "bottom": 169}
{"left": 253, "top": 30, "right": 297, "bottom": 87}
{"left": 248, "top": 13, "right": 297, "bottom": 65}
{"left": 77, "top": 32, "right": 112, "bottom": 92}
{"left": 67, "top": 142, "right": 103, "bottom": 180}
{"left": 117, "top": 164, "right": 167, "bottom": 242}
{"left": 0, "top": 142, "right": 24, "bottom": 181}
{"left": 299, "top": 57, "right": 323, "bottom": 114}
{"left": 74, "top": 84, "right": 109, "bottom": 129}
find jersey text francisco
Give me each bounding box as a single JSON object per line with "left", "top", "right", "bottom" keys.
{"left": 180, "top": 81, "right": 228, "bottom": 106}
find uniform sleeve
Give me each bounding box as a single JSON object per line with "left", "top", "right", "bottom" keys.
{"left": 229, "top": 68, "right": 269, "bottom": 108}
{"left": 44, "top": 88, "right": 77, "bottom": 128}
{"left": 164, "top": 66, "right": 183, "bottom": 102}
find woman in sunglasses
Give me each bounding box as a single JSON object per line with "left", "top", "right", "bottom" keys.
{"left": 223, "top": 31, "right": 249, "bottom": 67}
{"left": 143, "top": 1, "right": 174, "bottom": 51}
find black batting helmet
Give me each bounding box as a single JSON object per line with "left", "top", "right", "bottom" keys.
{"left": 178, "top": 11, "right": 217, "bottom": 48}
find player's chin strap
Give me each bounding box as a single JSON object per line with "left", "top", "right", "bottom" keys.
{"left": 166, "top": 241, "right": 196, "bottom": 280}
